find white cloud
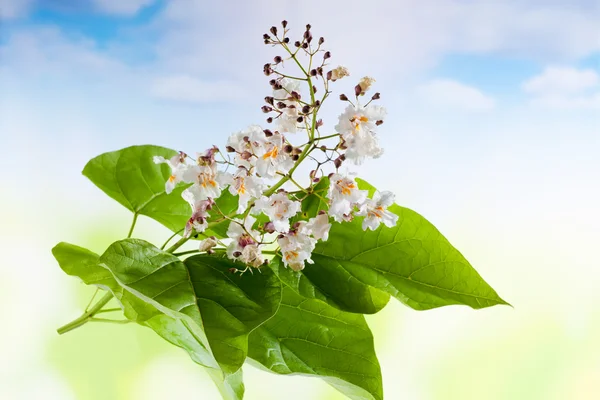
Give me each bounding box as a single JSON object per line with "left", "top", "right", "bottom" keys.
{"left": 522, "top": 66, "right": 599, "bottom": 94}
{"left": 416, "top": 79, "right": 495, "bottom": 111}
{"left": 91, "top": 0, "right": 155, "bottom": 16}
{"left": 150, "top": 75, "right": 248, "bottom": 103}
{"left": 523, "top": 66, "right": 600, "bottom": 109}
{"left": 0, "top": 0, "right": 34, "bottom": 19}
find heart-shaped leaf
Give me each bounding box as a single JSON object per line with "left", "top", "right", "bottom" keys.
{"left": 99, "top": 239, "right": 282, "bottom": 374}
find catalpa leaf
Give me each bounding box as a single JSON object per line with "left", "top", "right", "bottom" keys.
{"left": 82, "top": 145, "right": 238, "bottom": 237}
{"left": 99, "top": 239, "right": 282, "bottom": 374}
{"left": 306, "top": 178, "right": 508, "bottom": 310}
{"left": 248, "top": 286, "right": 383, "bottom": 400}
{"left": 52, "top": 242, "right": 244, "bottom": 397}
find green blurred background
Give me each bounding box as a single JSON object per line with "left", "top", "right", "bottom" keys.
{"left": 1, "top": 1, "right": 599, "bottom": 399}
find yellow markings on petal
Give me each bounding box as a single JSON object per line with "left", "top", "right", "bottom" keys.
{"left": 262, "top": 146, "right": 279, "bottom": 160}
{"left": 369, "top": 206, "right": 385, "bottom": 219}
{"left": 336, "top": 179, "right": 356, "bottom": 195}
{"left": 168, "top": 175, "right": 176, "bottom": 182}
{"left": 285, "top": 251, "right": 299, "bottom": 261}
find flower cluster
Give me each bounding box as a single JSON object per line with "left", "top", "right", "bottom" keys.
{"left": 156, "top": 21, "right": 398, "bottom": 273}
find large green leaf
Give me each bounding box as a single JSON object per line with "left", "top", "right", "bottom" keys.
{"left": 307, "top": 178, "right": 508, "bottom": 310}
{"left": 52, "top": 242, "right": 244, "bottom": 398}
{"left": 99, "top": 239, "right": 282, "bottom": 374}
{"left": 82, "top": 145, "right": 191, "bottom": 232}
{"left": 248, "top": 286, "right": 383, "bottom": 400}
{"left": 269, "top": 257, "right": 390, "bottom": 315}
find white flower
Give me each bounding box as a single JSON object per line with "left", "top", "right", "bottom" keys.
{"left": 228, "top": 168, "right": 266, "bottom": 213}
{"left": 335, "top": 104, "right": 386, "bottom": 164}
{"left": 182, "top": 197, "right": 214, "bottom": 237}
{"left": 199, "top": 236, "right": 218, "bottom": 252}
{"left": 330, "top": 66, "right": 350, "bottom": 81}
{"left": 183, "top": 165, "right": 231, "bottom": 203}
{"left": 227, "top": 125, "right": 263, "bottom": 168}
{"left": 305, "top": 212, "right": 332, "bottom": 241}
{"left": 356, "top": 191, "right": 399, "bottom": 231}
{"left": 358, "top": 76, "right": 376, "bottom": 94}
{"left": 273, "top": 78, "right": 302, "bottom": 134}
{"left": 253, "top": 192, "right": 301, "bottom": 233}
{"left": 277, "top": 222, "right": 317, "bottom": 271}
{"left": 253, "top": 132, "right": 294, "bottom": 178}
{"left": 226, "top": 216, "right": 265, "bottom": 267}
{"left": 328, "top": 173, "right": 367, "bottom": 222}
{"left": 153, "top": 153, "right": 196, "bottom": 194}
{"left": 227, "top": 216, "right": 260, "bottom": 242}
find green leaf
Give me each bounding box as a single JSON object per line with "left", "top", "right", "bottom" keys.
{"left": 99, "top": 239, "right": 282, "bottom": 374}
{"left": 82, "top": 145, "right": 191, "bottom": 233}
{"left": 51, "top": 242, "right": 159, "bottom": 322}
{"left": 52, "top": 242, "right": 245, "bottom": 397}
{"left": 307, "top": 178, "right": 508, "bottom": 310}
{"left": 269, "top": 256, "right": 390, "bottom": 315}
{"left": 248, "top": 286, "right": 383, "bottom": 400}
{"left": 299, "top": 176, "right": 330, "bottom": 220}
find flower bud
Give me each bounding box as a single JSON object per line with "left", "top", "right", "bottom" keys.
{"left": 315, "top": 100, "right": 321, "bottom": 107}
{"left": 310, "top": 68, "right": 317, "bottom": 76}
{"left": 229, "top": 268, "right": 238, "bottom": 274}
{"left": 292, "top": 147, "right": 302, "bottom": 155}
{"left": 283, "top": 37, "right": 290, "bottom": 44}
{"left": 263, "top": 63, "right": 273, "bottom": 76}
{"left": 334, "top": 157, "right": 343, "bottom": 168}
{"left": 266, "top": 117, "right": 273, "bottom": 123}
{"left": 226, "top": 145, "right": 236, "bottom": 153}
{"left": 284, "top": 144, "right": 293, "bottom": 153}
{"left": 290, "top": 91, "right": 301, "bottom": 100}
{"left": 282, "top": 20, "right": 288, "bottom": 28}
{"left": 376, "top": 120, "right": 384, "bottom": 126}
{"left": 261, "top": 105, "right": 273, "bottom": 113}
{"left": 302, "top": 42, "right": 309, "bottom": 49}
{"left": 320, "top": 145, "right": 327, "bottom": 151}
{"left": 294, "top": 40, "right": 301, "bottom": 47}
{"left": 277, "top": 101, "right": 287, "bottom": 109}
{"left": 326, "top": 70, "right": 332, "bottom": 80}
{"left": 354, "top": 84, "right": 362, "bottom": 96}
{"left": 274, "top": 55, "right": 283, "bottom": 64}
{"left": 292, "top": 154, "right": 300, "bottom": 161}
{"left": 296, "top": 116, "right": 304, "bottom": 123}
{"left": 269, "top": 79, "right": 276, "bottom": 86}
{"left": 263, "top": 129, "right": 273, "bottom": 137}
{"left": 316, "top": 119, "right": 323, "bottom": 127}
{"left": 233, "top": 251, "right": 242, "bottom": 258}
{"left": 270, "top": 26, "right": 278, "bottom": 35}
{"left": 240, "top": 151, "right": 253, "bottom": 160}
{"left": 339, "top": 154, "right": 346, "bottom": 161}
{"left": 265, "top": 96, "right": 274, "bottom": 105}
{"left": 263, "top": 34, "right": 270, "bottom": 40}
{"left": 306, "top": 24, "right": 312, "bottom": 30}
{"left": 313, "top": 85, "right": 318, "bottom": 93}
{"left": 340, "top": 93, "right": 348, "bottom": 101}
{"left": 319, "top": 37, "right": 324, "bottom": 45}
{"left": 372, "top": 92, "right": 381, "bottom": 100}
{"left": 302, "top": 105, "right": 311, "bottom": 114}
{"left": 324, "top": 51, "right": 331, "bottom": 59}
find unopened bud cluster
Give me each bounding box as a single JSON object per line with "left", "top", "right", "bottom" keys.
{"left": 156, "top": 22, "right": 397, "bottom": 273}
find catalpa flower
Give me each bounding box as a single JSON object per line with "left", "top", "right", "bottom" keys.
{"left": 183, "top": 165, "right": 231, "bottom": 203}
{"left": 153, "top": 153, "right": 196, "bottom": 194}
{"left": 328, "top": 173, "right": 367, "bottom": 222}
{"left": 277, "top": 222, "right": 317, "bottom": 271}
{"left": 226, "top": 216, "right": 265, "bottom": 267}
{"left": 254, "top": 192, "right": 301, "bottom": 232}
{"left": 335, "top": 104, "right": 386, "bottom": 164}
{"left": 253, "top": 132, "right": 294, "bottom": 178}
{"left": 227, "top": 125, "right": 263, "bottom": 169}
{"left": 305, "top": 211, "right": 332, "bottom": 241}
{"left": 181, "top": 195, "right": 214, "bottom": 237}
{"left": 356, "top": 191, "right": 399, "bottom": 231}
{"left": 229, "top": 168, "right": 266, "bottom": 214}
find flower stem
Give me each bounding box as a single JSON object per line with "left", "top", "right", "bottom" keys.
{"left": 57, "top": 291, "right": 114, "bottom": 335}
{"left": 127, "top": 213, "right": 138, "bottom": 238}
